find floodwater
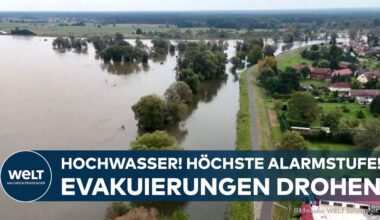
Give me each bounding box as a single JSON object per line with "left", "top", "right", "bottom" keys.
{"left": 0, "top": 36, "right": 239, "bottom": 220}
{"left": 0, "top": 35, "right": 337, "bottom": 220}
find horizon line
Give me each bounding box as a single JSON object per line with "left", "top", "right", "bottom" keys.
{"left": 1, "top": 7, "right": 380, "bottom": 13}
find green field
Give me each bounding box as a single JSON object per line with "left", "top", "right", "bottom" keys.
{"left": 0, "top": 22, "right": 209, "bottom": 38}
{"left": 319, "top": 102, "right": 373, "bottom": 123}
{"left": 231, "top": 69, "right": 253, "bottom": 220}
{"left": 252, "top": 68, "right": 282, "bottom": 148}
{"left": 308, "top": 142, "right": 358, "bottom": 150}
{"left": 300, "top": 79, "right": 328, "bottom": 87}
{"left": 277, "top": 52, "right": 312, "bottom": 71}
{"left": 236, "top": 69, "right": 252, "bottom": 151}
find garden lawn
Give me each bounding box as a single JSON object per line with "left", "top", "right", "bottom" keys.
{"left": 308, "top": 142, "right": 358, "bottom": 150}
{"left": 319, "top": 102, "right": 373, "bottom": 121}
{"left": 277, "top": 53, "right": 312, "bottom": 71}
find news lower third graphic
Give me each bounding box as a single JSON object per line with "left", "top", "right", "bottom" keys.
{"left": 0, "top": 150, "right": 379, "bottom": 202}
{"left": 1, "top": 151, "right": 52, "bottom": 202}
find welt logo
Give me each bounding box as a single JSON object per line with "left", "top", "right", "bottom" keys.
{"left": 8, "top": 170, "right": 45, "bottom": 182}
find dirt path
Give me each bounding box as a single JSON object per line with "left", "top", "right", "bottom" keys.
{"left": 246, "top": 68, "right": 273, "bottom": 220}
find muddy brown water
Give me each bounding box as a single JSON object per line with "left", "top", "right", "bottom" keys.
{"left": 0, "top": 35, "right": 333, "bottom": 220}
{"left": 0, "top": 36, "right": 239, "bottom": 220}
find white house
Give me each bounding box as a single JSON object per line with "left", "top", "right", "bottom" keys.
{"left": 357, "top": 71, "right": 380, "bottom": 84}
{"left": 329, "top": 82, "right": 351, "bottom": 92}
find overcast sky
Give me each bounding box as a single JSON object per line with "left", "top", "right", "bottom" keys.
{"left": 1, "top": 0, "right": 380, "bottom": 11}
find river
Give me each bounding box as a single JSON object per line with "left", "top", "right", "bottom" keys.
{"left": 0, "top": 35, "right": 339, "bottom": 220}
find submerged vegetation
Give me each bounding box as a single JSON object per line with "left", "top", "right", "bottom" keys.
{"left": 89, "top": 33, "right": 150, "bottom": 63}
{"left": 52, "top": 36, "right": 88, "bottom": 50}
{"left": 10, "top": 27, "right": 36, "bottom": 36}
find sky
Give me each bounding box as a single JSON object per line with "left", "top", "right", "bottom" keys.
{"left": 1, "top": 0, "right": 380, "bottom": 11}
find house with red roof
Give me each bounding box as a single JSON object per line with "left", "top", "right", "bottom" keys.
{"left": 333, "top": 68, "right": 353, "bottom": 77}
{"left": 329, "top": 82, "right": 351, "bottom": 92}
{"left": 310, "top": 68, "right": 332, "bottom": 80}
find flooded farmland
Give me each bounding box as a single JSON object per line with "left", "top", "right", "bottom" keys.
{"left": 0, "top": 35, "right": 336, "bottom": 220}
{"left": 0, "top": 36, "right": 239, "bottom": 220}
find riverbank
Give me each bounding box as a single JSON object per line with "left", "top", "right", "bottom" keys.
{"left": 230, "top": 69, "right": 254, "bottom": 220}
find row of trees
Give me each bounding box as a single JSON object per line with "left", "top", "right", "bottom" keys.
{"left": 301, "top": 44, "right": 359, "bottom": 70}
{"left": 132, "top": 82, "right": 193, "bottom": 130}
{"left": 52, "top": 36, "right": 88, "bottom": 51}
{"left": 89, "top": 33, "right": 150, "bottom": 63}
{"left": 132, "top": 41, "right": 228, "bottom": 130}
{"left": 176, "top": 41, "right": 228, "bottom": 93}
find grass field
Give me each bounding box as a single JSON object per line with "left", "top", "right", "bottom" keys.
{"left": 231, "top": 69, "right": 253, "bottom": 220}
{"left": 236, "top": 69, "right": 252, "bottom": 150}
{"left": 319, "top": 103, "right": 374, "bottom": 120}
{"left": 251, "top": 68, "right": 282, "bottom": 148}
{"left": 277, "top": 52, "right": 312, "bottom": 71}
{"left": 0, "top": 22, "right": 209, "bottom": 38}
{"left": 308, "top": 141, "right": 358, "bottom": 150}
{"left": 300, "top": 79, "right": 328, "bottom": 87}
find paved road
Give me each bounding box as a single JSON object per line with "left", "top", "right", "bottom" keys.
{"left": 246, "top": 68, "right": 273, "bottom": 220}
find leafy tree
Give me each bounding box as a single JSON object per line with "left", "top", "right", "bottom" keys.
{"left": 131, "top": 131, "right": 182, "bottom": 150}
{"left": 169, "top": 44, "right": 176, "bottom": 53}
{"left": 165, "top": 99, "right": 187, "bottom": 122}
{"left": 165, "top": 81, "right": 193, "bottom": 104}
{"left": 257, "top": 56, "right": 278, "bottom": 73}
{"left": 10, "top": 27, "right": 36, "bottom": 36}
{"left": 52, "top": 37, "right": 71, "bottom": 49}
{"left": 263, "top": 45, "right": 275, "bottom": 57}
{"left": 179, "top": 48, "right": 227, "bottom": 80}
{"left": 300, "top": 66, "right": 310, "bottom": 78}
{"left": 330, "top": 32, "right": 338, "bottom": 44}
{"left": 258, "top": 67, "right": 276, "bottom": 85}
{"left": 354, "top": 120, "right": 380, "bottom": 149}
{"left": 276, "top": 67, "right": 300, "bottom": 93}
{"left": 247, "top": 44, "right": 263, "bottom": 66}
{"left": 317, "top": 59, "right": 330, "bottom": 68}
{"left": 136, "top": 28, "right": 143, "bottom": 35}
{"left": 310, "top": 44, "right": 319, "bottom": 51}
{"left": 278, "top": 131, "right": 308, "bottom": 151}
{"left": 357, "top": 110, "right": 365, "bottom": 119}
{"left": 370, "top": 96, "right": 380, "bottom": 116}
{"left": 114, "top": 32, "right": 125, "bottom": 44}
{"left": 321, "top": 110, "right": 342, "bottom": 131}
{"left": 340, "top": 119, "right": 360, "bottom": 129}
{"left": 351, "top": 78, "right": 362, "bottom": 89}
{"left": 105, "top": 202, "right": 130, "bottom": 220}
{"left": 230, "top": 56, "right": 243, "bottom": 69}
{"left": 132, "top": 95, "right": 166, "bottom": 130}
{"left": 152, "top": 38, "right": 170, "bottom": 54}
{"left": 177, "top": 69, "right": 200, "bottom": 93}
{"left": 287, "top": 92, "right": 320, "bottom": 125}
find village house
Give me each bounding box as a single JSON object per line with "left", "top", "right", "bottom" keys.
{"left": 354, "top": 67, "right": 369, "bottom": 77}
{"left": 329, "top": 82, "right": 351, "bottom": 92}
{"left": 349, "top": 89, "right": 380, "bottom": 104}
{"left": 356, "top": 71, "right": 380, "bottom": 84}
{"left": 309, "top": 67, "right": 332, "bottom": 80}
{"left": 338, "top": 61, "right": 351, "bottom": 69}
{"left": 300, "top": 200, "right": 380, "bottom": 220}
{"left": 333, "top": 68, "right": 353, "bottom": 77}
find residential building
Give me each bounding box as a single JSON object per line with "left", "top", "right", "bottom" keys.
{"left": 301, "top": 200, "right": 380, "bottom": 220}
{"left": 349, "top": 89, "right": 380, "bottom": 104}
{"left": 329, "top": 82, "right": 351, "bottom": 92}
{"left": 338, "top": 61, "right": 351, "bottom": 69}
{"left": 333, "top": 68, "right": 353, "bottom": 77}
{"left": 355, "top": 68, "right": 369, "bottom": 77}
{"left": 357, "top": 71, "right": 380, "bottom": 84}
{"left": 310, "top": 68, "right": 332, "bottom": 80}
